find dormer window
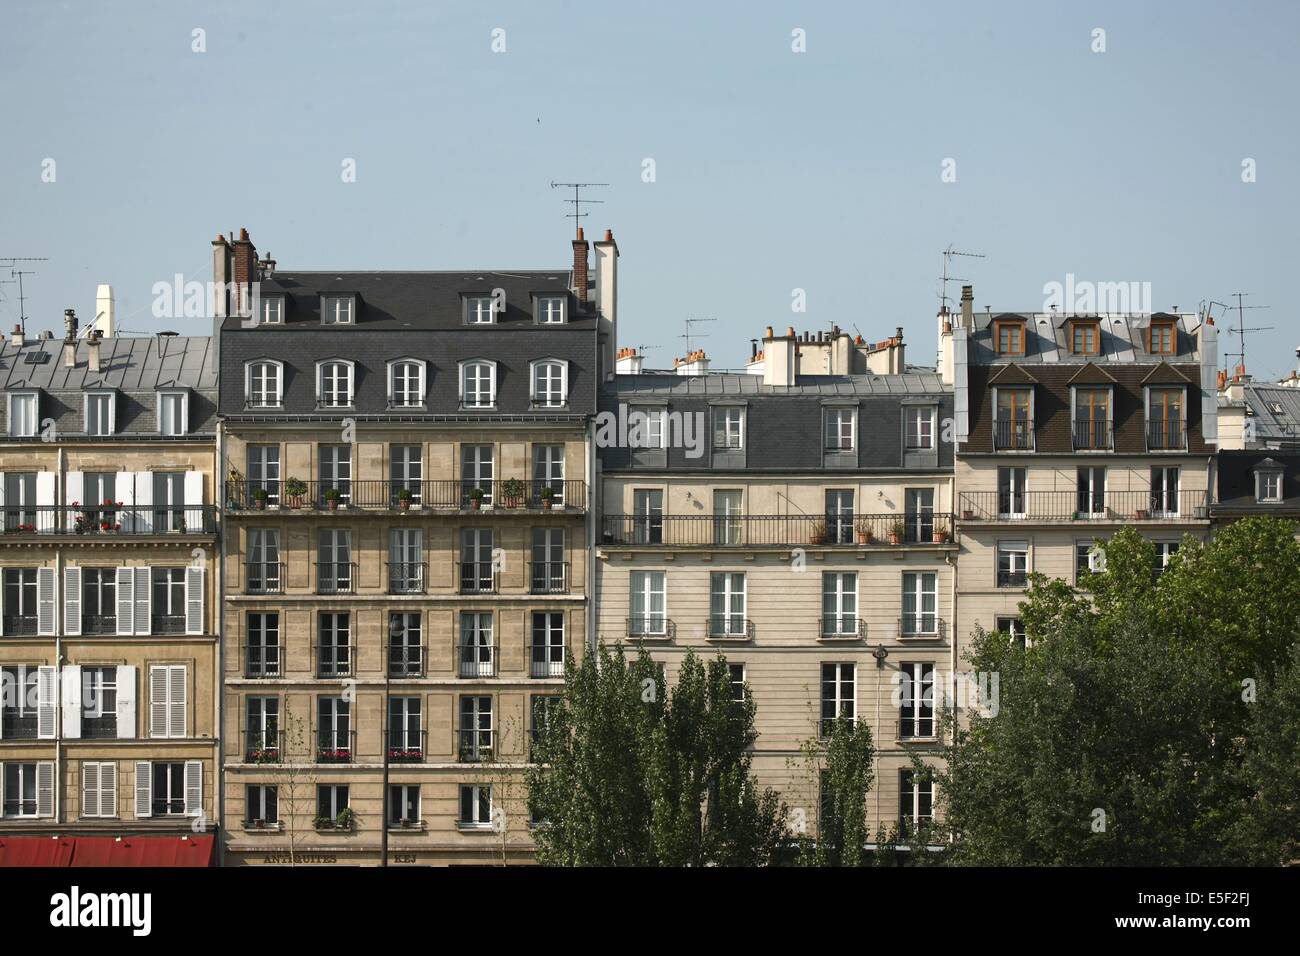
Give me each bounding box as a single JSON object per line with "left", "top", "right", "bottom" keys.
{"left": 317, "top": 360, "right": 355, "bottom": 408}
{"left": 537, "top": 295, "right": 566, "bottom": 325}
{"left": 466, "top": 296, "right": 496, "bottom": 325}
{"left": 530, "top": 359, "right": 568, "bottom": 407}
{"left": 157, "top": 390, "right": 189, "bottom": 436}
{"left": 246, "top": 360, "right": 283, "bottom": 408}
{"left": 388, "top": 359, "right": 426, "bottom": 408}
{"left": 6, "top": 391, "right": 39, "bottom": 437}
{"left": 260, "top": 295, "right": 285, "bottom": 325}
{"left": 85, "top": 391, "right": 115, "bottom": 436}
{"left": 460, "top": 359, "right": 497, "bottom": 408}
{"left": 1070, "top": 320, "right": 1101, "bottom": 355}
{"left": 321, "top": 295, "right": 355, "bottom": 325}
{"left": 1148, "top": 320, "right": 1176, "bottom": 355}
{"left": 1256, "top": 462, "right": 1284, "bottom": 503}
{"left": 994, "top": 319, "right": 1026, "bottom": 356}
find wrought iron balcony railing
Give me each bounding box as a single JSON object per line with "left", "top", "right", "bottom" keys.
{"left": 601, "top": 513, "right": 954, "bottom": 547}
{"left": 226, "top": 479, "right": 586, "bottom": 512}
{"left": 959, "top": 490, "right": 1208, "bottom": 522}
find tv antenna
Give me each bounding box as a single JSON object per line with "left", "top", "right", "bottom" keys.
{"left": 550, "top": 181, "right": 608, "bottom": 238}
{"left": 0, "top": 258, "right": 49, "bottom": 335}
{"left": 1212, "top": 292, "right": 1271, "bottom": 375}
{"left": 679, "top": 316, "right": 716, "bottom": 355}
{"left": 938, "top": 244, "right": 985, "bottom": 314}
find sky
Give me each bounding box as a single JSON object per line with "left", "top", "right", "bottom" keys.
{"left": 2, "top": 0, "right": 1297, "bottom": 377}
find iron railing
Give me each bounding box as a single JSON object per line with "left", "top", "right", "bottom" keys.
{"left": 601, "top": 513, "right": 954, "bottom": 547}
{"left": 225, "top": 479, "right": 586, "bottom": 512}
{"left": 0, "top": 504, "right": 217, "bottom": 536}
{"left": 959, "top": 490, "right": 1208, "bottom": 522}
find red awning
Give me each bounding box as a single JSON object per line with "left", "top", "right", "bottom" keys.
{"left": 0, "top": 835, "right": 214, "bottom": 867}
{"left": 0, "top": 836, "right": 76, "bottom": 867}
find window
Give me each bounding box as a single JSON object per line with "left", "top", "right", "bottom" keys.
{"left": 260, "top": 296, "right": 284, "bottom": 325}
{"left": 633, "top": 489, "right": 663, "bottom": 544}
{"left": 713, "top": 490, "right": 742, "bottom": 545}
{"left": 460, "top": 360, "right": 496, "bottom": 408}
{"left": 248, "top": 529, "right": 281, "bottom": 594}
{"left": 389, "top": 785, "right": 420, "bottom": 827}
{"left": 317, "top": 784, "right": 349, "bottom": 823}
{"left": 899, "top": 662, "right": 935, "bottom": 738}
{"left": 82, "top": 761, "right": 117, "bottom": 818}
{"left": 151, "top": 762, "right": 187, "bottom": 816}
{"left": 319, "top": 445, "right": 352, "bottom": 506}
{"left": 905, "top": 406, "right": 935, "bottom": 450}
{"left": 461, "top": 444, "right": 494, "bottom": 506}
{"left": 466, "top": 296, "right": 495, "bottom": 325}
{"left": 245, "top": 696, "right": 279, "bottom": 760}
{"left": 995, "top": 320, "right": 1025, "bottom": 355}
{"left": 824, "top": 408, "right": 856, "bottom": 452}
{"left": 2, "top": 475, "right": 37, "bottom": 532}
{"left": 1149, "top": 320, "right": 1175, "bottom": 355}
{"left": 1151, "top": 466, "right": 1180, "bottom": 516}
{"left": 317, "top": 698, "right": 352, "bottom": 760}
{"left": 152, "top": 472, "right": 187, "bottom": 533}
{"left": 321, "top": 295, "right": 354, "bottom": 325}
{"left": 459, "top": 612, "right": 495, "bottom": 678}
{"left": 389, "top": 527, "right": 424, "bottom": 593}
{"left": 388, "top": 360, "right": 425, "bottom": 407}
{"left": 530, "top": 695, "right": 560, "bottom": 758}
{"left": 0, "top": 666, "right": 40, "bottom": 737}
{"left": 820, "top": 663, "right": 855, "bottom": 734}
{"left": 85, "top": 391, "right": 115, "bottom": 436}
{"left": 84, "top": 472, "right": 117, "bottom": 512}
{"left": 997, "top": 540, "right": 1029, "bottom": 587}
{"left": 389, "top": 612, "right": 422, "bottom": 677}
{"left": 2, "top": 567, "right": 38, "bottom": 634}
{"left": 997, "top": 466, "right": 1026, "bottom": 518}
{"left": 248, "top": 445, "right": 280, "bottom": 504}
{"left": 538, "top": 295, "right": 566, "bottom": 324}
{"left": 150, "top": 566, "right": 186, "bottom": 633}
{"left": 3, "top": 762, "right": 51, "bottom": 817}
{"left": 821, "top": 572, "right": 858, "bottom": 636}
{"left": 7, "top": 391, "right": 38, "bottom": 437}
{"left": 904, "top": 488, "right": 935, "bottom": 542}
{"left": 1077, "top": 466, "right": 1106, "bottom": 517}
{"left": 997, "top": 616, "right": 1027, "bottom": 649}
{"left": 713, "top": 407, "right": 744, "bottom": 450}
{"left": 317, "top": 612, "right": 352, "bottom": 677}
{"left": 1154, "top": 541, "right": 1181, "bottom": 574}
{"left": 995, "top": 388, "right": 1033, "bottom": 449}
{"left": 1257, "top": 468, "right": 1283, "bottom": 503}
{"left": 901, "top": 572, "right": 938, "bottom": 635}
{"left": 531, "top": 611, "right": 565, "bottom": 677}
{"left": 533, "top": 444, "right": 565, "bottom": 505}
{"left": 81, "top": 568, "right": 117, "bottom": 633}
{"left": 81, "top": 667, "right": 117, "bottom": 738}
{"left": 1148, "top": 387, "right": 1185, "bottom": 450}
{"left": 246, "top": 612, "right": 280, "bottom": 678}
{"left": 825, "top": 490, "right": 854, "bottom": 544}
{"left": 728, "top": 664, "right": 747, "bottom": 705}
{"left": 460, "top": 528, "right": 496, "bottom": 593}
{"left": 459, "top": 784, "right": 493, "bottom": 827}
{"left": 899, "top": 769, "right": 934, "bottom": 835}
{"left": 318, "top": 528, "right": 353, "bottom": 594}
{"left": 709, "top": 572, "right": 747, "bottom": 637}
{"left": 157, "top": 391, "right": 188, "bottom": 436}
{"left": 634, "top": 408, "right": 666, "bottom": 449}
{"left": 391, "top": 445, "right": 423, "bottom": 506}
{"left": 246, "top": 361, "right": 283, "bottom": 408}
{"left": 629, "top": 571, "right": 667, "bottom": 635}
{"left": 148, "top": 665, "right": 186, "bottom": 738}
{"left": 1071, "top": 321, "right": 1100, "bottom": 355}
{"left": 388, "top": 697, "right": 422, "bottom": 756}
{"left": 316, "top": 360, "right": 354, "bottom": 408}
{"left": 1075, "top": 540, "right": 1107, "bottom": 580}
{"left": 531, "top": 359, "right": 568, "bottom": 407}
{"left": 459, "top": 696, "right": 493, "bottom": 762}
{"left": 247, "top": 785, "right": 278, "bottom": 825}
{"left": 1073, "top": 387, "right": 1111, "bottom": 450}
{"left": 531, "top": 527, "right": 566, "bottom": 594}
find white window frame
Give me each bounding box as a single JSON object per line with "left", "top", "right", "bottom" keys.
{"left": 1257, "top": 469, "right": 1283, "bottom": 503}
{"left": 1074, "top": 539, "right": 1109, "bottom": 582}
{"left": 84, "top": 390, "right": 115, "bottom": 437}
{"left": 81, "top": 760, "right": 118, "bottom": 819}
{"left": 629, "top": 570, "right": 667, "bottom": 636}
{"left": 901, "top": 571, "right": 938, "bottom": 635}
{"left": 824, "top": 408, "right": 857, "bottom": 452}
{"left": 387, "top": 359, "right": 426, "bottom": 408}
{"left": 245, "top": 360, "right": 283, "bottom": 408}
{"left": 261, "top": 296, "right": 284, "bottom": 324}
{"left": 466, "top": 296, "right": 496, "bottom": 325}
{"left": 459, "top": 783, "right": 493, "bottom": 828}
{"left": 821, "top": 572, "right": 858, "bottom": 636}
{"left": 820, "top": 662, "right": 856, "bottom": 731}
{"left": 321, "top": 295, "right": 354, "bottom": 325}
{"left": 709, "top": 572, "right": 747, "bottom": 637}
{"left": 713, "top": 407, "right": 744, "bottom": 451}
{"left": 7, "top": 391, "right": 39, "bottom": 438}
{"left": 316, "top": 359, "right": 355, "bottom": 408}
{"left": 157, "top": 390, "right": 189, "bottom": 437}
{"left": 905, "top": 405, "right": 936, "bottom": 450}
{"left": 530, "top": 359, "right": 568, "bottom": 408}
{"left": 148, "top": 664, "right": 186, "bottom": 739}
{"left": 2, "top": 761, "right": 54, "bottom": 818}
{"left": 459, "top": 359, "right": 497, "bottom": 408}
{"left": 997, "top": 539, "right": 1030, "bottom": 587}
{"left": 537, "top": 295, "right": 566, "bottom": 324}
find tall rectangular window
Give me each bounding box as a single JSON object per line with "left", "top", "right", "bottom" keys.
{"left": 319, "top": 445, "right": 352, "bottom": 505}
{"left": 317, "top": 529, "right": 353, "bottom": 594}
{"left": 901, "top": 572, "right": 938, "bottom": 635}
{"left": 995, "top": 388, "right": 1033, "bottom": 449}
{"left": 85, "top": 392, "right": 114, "bottom": 436}
{"left": 821, "top": 572, "right": 858, "bottom": 636}
{"left": 391, "top": 445, "right": 423, "bottom": 506}
{"left": 899, "top": 662, "right": 935, "bottom": 738}
{"left": 389, "top": 527, "right": 424, "bottom": 593}
{"left": 246, "top": 613, "right": 280, "bottom": 677}
{"left": 997, "top": 466, "right": 1026, "bottom": 518}
{"left": 248, "top": 529, "right": 281, "bottom": 593}
{"left": 820, "top": 663, "right": 855, "bottom": 734}
{"left": 905, "top": 406, "right": 935, "bottom": 449}
{"left": 532, "top": 444, "right": 565, "bottom": 505}
{"left": 825, "top": 490, "right": 854, "bottom": 544}
{"left": 713, "top": 490, "right": 742, "bottom": 545}
{"left": 1076, "top": 466, "right": 1106, "bottom": 517}
{"left": 458, "top": 697, "right": 493, "bottom": 762}
{"left": 709, "top": 572, "right": 747, "bottom": 637}
{"left": 633, "top": 489, "right": 664, "bottom": 544}
{"left": 459, "top": 612, "right": 494, "bottom": 678}
{"left": 824, "top": 408, "right": 856, "bottom": 451}
{"left": 629, "top": 571, "right": 667, "bottom": 636}
{"left": 997, "top": 540, "right": 1029, "bottom": 588}
{"left": 461, "top": 445, "right": 494, "bottom": 506}
{"left": 389, "top": 612, "right": 422, "bottom": 677}
{"left": 459, "top": 529, "right": 496, "bottom": 593}
{"left": 1151, "top": 466, "right": 1180, "bottom": 515}
{"left": 8, "top": 393, "right": 38, "bottom": 437}
{"left": 317, "top": 613, "right": 351, "bottom": 678}
{"left": 712, "top": 407, "right": 744, "bottom": 450}
{"left": 531, "top": 527, "right": 566, "bottom": 593}
{"left": 531, "top": 611, "right": 565, "bottom": 678}
{"left": 248, "top": 446, "right": 280, "bottom": 504}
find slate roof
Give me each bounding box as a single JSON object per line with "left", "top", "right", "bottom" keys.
{"left": 967, "top": 312, "right": 1203, "bottom": 365}
{"left": 1214, "top": 449, "right": 1300, "bottom": 513}
{"left": 608, "top": 370, "right": 950, "bottom": 397}
{"left": 1238, "top": 383, "right": 1300, "bottom": 444}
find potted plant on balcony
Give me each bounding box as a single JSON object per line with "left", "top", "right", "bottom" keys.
{"left": 313, "top": 813, "right": 333, "bottom": 831}
{"left": 285, "top": 477, "right": 307, "bottom": 509}
{"left": 502, "top": 477, "right": 525, "bottom": 509}
{"left": 889, "top": 519, "right": 907, "bottom": 545}
{"left": 1134, "top": 507, "right": 1150, "bottom": 520}
{"left": 252, "top": 487, "right": 269, "bottom": 510}
{"left": 335, "top": 807, "right": 354, "bottom": 832}
{"left": 810, "top": 521, "right": 827, "bottom": 545}
{"left": 324, "top": 487, "right": 342, "bottom": 511}
{"left": 468, "top": 486, "right": 485, "bottom": 511}
{"left": 540, "top": 485, "right": 556, "bottom": 511}
{"left": 397, "top": 487, "right": 413, "bottom": 511}
{"left": 855, "top": 519, "right": 873, "bottom": 545}
{"left": 932, "top": 526, "right": 951, "bottom": 544}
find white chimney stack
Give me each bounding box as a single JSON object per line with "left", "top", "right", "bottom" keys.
{"left": 594, "top": 230, "right": 619, "bottom": 380}
{"left": 674, "top": 350, "right": 709, "bottom": 376}
{"left": 87, "top": 330, "right": 102, "bottom": 372}
{"left": 615, "top": 347, "right": 644, "bottom": 375}
{"left": 93, "top": 284, "right": 115, "bottom": 337}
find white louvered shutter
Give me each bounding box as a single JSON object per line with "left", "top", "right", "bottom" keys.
{"left": 185, "top": 566, "right": 204, "bottom": 635}
{"left": 183, "top": 471, "right": 203, "bottom": 531}
{"left": 114, "top": 471, "right": 134, "bottom": 532}
{"left": 116, "top": 665, "right": 136, "bottom": 739}
{"left": 184, "top": 761, "right": 202, "bottom": 817}
{"left": 82, "top": 761, "right": 99, "bottom": 816}
{"left": 36, "top": 567, "right": 56, "bottom": 636}
{"left": 149, "top": 665, "right": 168, "bottom": 738}
{"left": 134, "top": 568, "right": 152, "bottom": 635}
{"left": 135, "top": 761, "right": 152, "bottom": 818}
{"left": 99, "top": 762, "right": 117, "bottom": 817}
{"left": 168, "top": 665, "right": 186, "bottom": 737}
{"left": 133, "top": 471, "right": 153, "bottom": 533}
{"left": 36, "top": 762, "right": 54, "bottom": 817}
{"left": 36, "top": 472, "right": 56, "bottom": 524}
{"left": 65, "top": 471, "right": 85, "bottom": 511}
{"left": 61, "top": 664, "right": 81, "bottom": 739}
{"left": 64, "top": 566, "right": 82, "bottom": 636}
{"left": 116, "top": 567, "right": 135, "bottom": 635}
{"left": 37, "top": 665, "right": 57, "bottom": 739}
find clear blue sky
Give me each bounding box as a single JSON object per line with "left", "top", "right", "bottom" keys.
{"left": 2, "top": 0, "right": 1297, "bottom": 377}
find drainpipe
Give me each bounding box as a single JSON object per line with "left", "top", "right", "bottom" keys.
{"left": 55, "top": 446, "right": 65, "bottom": 825}
{"left": 586, "top": 419, "right": 596, "bottom": 658}
{"left": 215, "top": 420, "right": 226, "bottom": 865}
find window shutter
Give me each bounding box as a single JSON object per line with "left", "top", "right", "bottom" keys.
{"left": 183, "top": 471, "right": 203, "bottom": 530}
{"left": 115, "top": 665, "right": 136, "bottom": 739}
{"left": 100, "top": 762, "right": 117, "bottom": 817}
{"left": 82, "top": 761, "right": 99, "bottom": 817}
{"left": 37, "top": 665, "right": 57, "bottom": 739}
{"left": 36, "top": 762, "right": 55, "bottom": 817}
{"left": 36, "top": 566, "right": 56, "bottom": 636}
{"left": 168, "top": 665, "right": 186, "bottom": 737}
{"left": 134, "top": 568, "right": 152, "bottom": 636}
{"left": 134, "top": 761, "right": 152, "bottom": 818}
{"left": 185, "top": 566, "right": 204, "bottom": 635}
{"left": 36, "top": 471, "right": 56, "bottom": 511}
{"left": 133, "top": 471, "right": 153, "bottom": 533}
{"left": 184, "top": 761, "right": 202, "bottom": 817}
{"left": 63, "top": 566, "right": 82, "bottom": 636}
{"left": 149, "top": 665, "right": 168, "bottom": 738}
{"left": 114, "top": 471, "right": 134, "bottom": 531}
{"left": 116, "top": 567, "right": 135, "bottom": 635}
{"left": 61, "top": 664, "right": 81, "bottom": 739}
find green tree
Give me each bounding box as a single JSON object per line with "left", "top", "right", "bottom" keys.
{"left": 793, "top": 717, "right": 875, "bottom": 866}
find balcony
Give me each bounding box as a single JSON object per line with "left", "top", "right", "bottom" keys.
{"left": 0, "top": 714, "right": 37, "bottom": 739}
{"left": 820, "top": 616, "right": 866, "bottom": 640}
{"left": 626, "top": 617, "right": 675, "bottom": 640}
{"left": 528, "top": 645, "right": 567, "bottom": 679}
{"left": 82, "top": 614, "right": 118, "bottom": 635}
{"left": 1, "top": 505, "right": 216, "bottom": 536}
{"left": 997, "top": 569, "right": 1028, "bottom": 588}
{"left": 1147, "top": 419, "right": 1187, "bottom": 451}
{"left": 245, "top": 646, "right": 282, "bottom": 679}
{"left": 2, "top": 615, "right": 38, "bottom": 636}
{"left": 316, "top": 562, "right": 356, "bottom": 595}
{"left": 529, "top": 561, "right": 569, "bottom": 595}
{"left": 388, "top": 644, "right": 425, "bottom": 678}
{"left": 898, "top": 616, "right": 947, "bottom": 639}
{"left": 388, "top": 562, "right": 426, "bottom": 595}
{"left": 959, "top": 490, "right": 1208, "bottom": 523}
{"left": 994, "top": 419, "right": 1035, "bottom": 451}
{"left": 706, "top": 616, "right": 754, "bottom": 641}
{"left": 225, "top": 479, "right": 587, "bottom": 513}
{"left": 601, "top": 513, "right": 955, "bottom": 548}
{"left": 457, "top": 562, "right": 497, "bottom": 595}
{"left": 82, "top": 716, "right": 118, "bottom": 739}
{"left": 458, "top": 644, "right": 497, "bottom": 679}
{"left": 897, "top": 717, "right": 939, "bottom": 741}
{"left": 314, "top": 643, "right": 356, "bottom": 679}
{"left": 246, "top": 561, "right": 284, "bottom": 595}
{"left": 457, "top": 729, "right": 494, "bottom": 763}
{"left": 151, "top": 614, "right": 185, "bottom": 636}
{"left": 245, "top": 729, "right": 284, "bottom": 764}
{"left": 317, "top": 730, "right": 355, "bottom": 764}
{"left": 1072, "top": 420, "right": 1113, "bottom": 451}
{"left": 387, "top": 730, "right": 426, "bottom": 764}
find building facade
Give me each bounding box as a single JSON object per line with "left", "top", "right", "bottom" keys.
{"left": 595, "top": 325, "right": 955, "bottom": 840}
{"left": 0, "top": 318, "right": 220, "bottom": 862}
{"left": 215, "top": 229, "right": 607, "bottom": 864}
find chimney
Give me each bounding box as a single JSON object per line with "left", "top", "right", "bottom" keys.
{"left": 259, "top": 252, "right": 276, "bottom": 280}
{"left": 572, "top": 228, "right": 589, "bottom": 301}
{"left": 616, "top": 346, "right": 644, "bottom": 375}
{"left": 763, "top": 327, "right": 798, "bottom": 387}
{"left": 674, "top": 349, "right": 710, "bottom": 376}
{"left": 87, "top": 330, "right": 102, "bottom": 373}
{"left": 212, "top": 233, "right": 233, "bottom": 318}
{"left": 10, "top": 325, "right": 24, "bottom": 347}
{"left": 63, "top": 309, "right": 78, "bottom": 367}
{"left": 93, "top": 284, "right": 115, "bottom": 337}
{"left": 960, "top": 285, "right": 974, "bottom": 330}
{"left": 594, "top": 229, "right": 619, "bottom": 380}
{"left": 232, "top": 227, "right": 257, "bottom": 318}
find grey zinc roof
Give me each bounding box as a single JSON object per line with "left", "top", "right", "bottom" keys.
{"left": 608, "top": 371, "right": 950, "bottom": 397}
{"left": 967, "top": 311, "right": 1202, "bottom": 365}
{"left": 0, "top": 335, "right": 217, "bottom": 391}
{"left": 1240, "top": 383, "right": 1300, "bottom": 443}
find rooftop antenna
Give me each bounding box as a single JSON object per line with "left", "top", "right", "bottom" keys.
{"left": 938, "top": 244, "right": 984, "bottom": 314}
{"left": 550, "top": 181, "right": 608, "bottom": 239}
{"left": 0, "top": 258, "right": 49, "bottom": 334}
{"left": 1218, "top": 292, "right": 1272, "bottom": 377}
{"left": 679, "top": 316, "right": 716, "bottom": 355}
